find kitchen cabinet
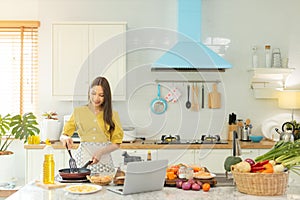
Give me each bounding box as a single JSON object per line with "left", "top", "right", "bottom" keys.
{"left": 195, "top": 149, "right": 231, "bottom": 173}
{"left": 157, "top": 149, "right": 195, "bottom": 166}
{"left": 52, "top": 22, "right": 127, "bottom": 101}
{"left": 25, "top": 149, "right": 68, "bottom": 184}
{"left": 249, "top": 67, "right": 294, "bottom": 99}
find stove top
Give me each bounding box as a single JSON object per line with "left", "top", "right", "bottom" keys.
{"left": 157, "top": 134, "right": 228, "bottom": 145}
{"left": 156, "top": 139, "right": 228, "bottom": 145}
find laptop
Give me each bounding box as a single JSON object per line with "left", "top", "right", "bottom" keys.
{"left": 107, "top": 159, "right": 168, "bottom": 195}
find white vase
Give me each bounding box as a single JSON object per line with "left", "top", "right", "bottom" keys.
{"left": 0, "top": 153, "right": 15, "bottom": 184}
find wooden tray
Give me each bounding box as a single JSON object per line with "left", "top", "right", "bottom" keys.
{"left": 165, "top": 177, "right": 217, "bottom": 187}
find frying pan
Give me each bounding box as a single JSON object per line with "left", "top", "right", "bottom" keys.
{"left": 59, "top": 160, "right": 92, "bottom": 180}
{"left": 150, "top": 84, "right": 167, "bottom": 114}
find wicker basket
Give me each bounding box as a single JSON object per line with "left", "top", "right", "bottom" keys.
{"left": 232, "top": 171, "right": 289, "bottom": 196}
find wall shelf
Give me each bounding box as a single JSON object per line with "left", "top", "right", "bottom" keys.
{"left": 155, "top": 79, "right": 221, "bottom": 84}
{"left": 248, "top": 67, "right": 295, "bottom": 98}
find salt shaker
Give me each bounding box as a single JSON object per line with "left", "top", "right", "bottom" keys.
{"left": 265, "top": 45, "right": 271, "bottom": 68}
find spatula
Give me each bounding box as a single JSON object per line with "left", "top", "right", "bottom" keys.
{"left": 66, "top": 143, "right": 78, "bottom": 173}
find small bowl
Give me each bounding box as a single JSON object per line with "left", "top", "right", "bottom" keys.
{"left": 249, "top": 135, "right": 263, "bottom": 143}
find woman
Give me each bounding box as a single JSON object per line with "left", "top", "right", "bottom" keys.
{"left": 60, "top": 76, "right": 124, "bottom": 174}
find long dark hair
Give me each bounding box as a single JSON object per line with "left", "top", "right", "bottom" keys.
{"left": 89, "top": 76, "right": 115, "bottom": 133}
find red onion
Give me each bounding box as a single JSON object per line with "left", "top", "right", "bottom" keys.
{"left": 182, "top": 181, "right": 192, "bottom": 190}
{"left": 244, "top": 158, "right": 255, "bottom": 166}
{"left": 192, "top": 183, "right": 201, "bottom": 191}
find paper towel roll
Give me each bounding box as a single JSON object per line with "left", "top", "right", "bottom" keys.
{"left": 41, "top": 119, "right": 61, "bottom": 141}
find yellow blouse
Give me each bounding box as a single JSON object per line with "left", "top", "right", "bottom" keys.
{"left": 62, "top": 106, "right": 124, "bottom": 144}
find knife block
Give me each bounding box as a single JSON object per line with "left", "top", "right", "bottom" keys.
{"left": 228, "top": 125, "right": 237, "bottom": 141}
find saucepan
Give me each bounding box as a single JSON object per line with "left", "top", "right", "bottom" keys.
{"left": 59, "top": 160, "right": 92, "bottom": 179}
{"left": 150, "top": 84, "right": 167, "bottom": 114}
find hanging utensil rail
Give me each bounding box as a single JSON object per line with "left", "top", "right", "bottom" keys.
{"left": 155, "top": 79, "right": 220, "bottom": 84}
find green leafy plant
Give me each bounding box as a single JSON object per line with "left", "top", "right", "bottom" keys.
{"left": 0, "top": 112, "right": 40, "bottom": 153}
{"left": 42, "top": 111, "right": 58, "bottom": 120}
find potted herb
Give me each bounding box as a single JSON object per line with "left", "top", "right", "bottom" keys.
{"left": 286, "top": 120, "right": 300, "bottom": 140}
{"left": 0, "top": 112, "right": 40, "bottom": 155}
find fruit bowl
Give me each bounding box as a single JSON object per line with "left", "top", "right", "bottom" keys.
{"left": 249, "top": 135, "right": 263, "bottom": 143}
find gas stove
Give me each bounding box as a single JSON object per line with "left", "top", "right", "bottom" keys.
{"left": 156, "top": 134, "right": 228, "bottom": 144}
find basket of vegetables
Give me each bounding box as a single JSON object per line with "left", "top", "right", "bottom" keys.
{"left": 227, "top": 139, "right": 300, "bottom": 196}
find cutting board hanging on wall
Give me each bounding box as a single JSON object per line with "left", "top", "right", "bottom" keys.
{"left": 208, "top": 83, "right": 221, "bottom": 109}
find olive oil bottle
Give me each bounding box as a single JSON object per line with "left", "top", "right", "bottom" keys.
{"left": 43, "top": 139, "right": 55, "bottom": 184}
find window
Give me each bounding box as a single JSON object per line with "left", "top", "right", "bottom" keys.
{"left": 0, "top": 21, "right": 40, "bottom": 115}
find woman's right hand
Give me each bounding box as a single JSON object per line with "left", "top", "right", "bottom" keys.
{"left": 60, "top": 135, "right": 73, "bottom": 149}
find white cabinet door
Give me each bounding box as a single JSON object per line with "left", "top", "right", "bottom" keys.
{"left": 52, "top": 24, "right": 89, "bottom": 99}
{"left": 157, "top": 149, "right": 195, "bottom": 166}
{"left": 52, "top": 22, "right": 127, "bottom": 101}
{"left": 88, "top": 24, "right": 126, "bottom": 101}
{"left": 25, "top": 149, "right": 67, "bottom": 184}
{"left": 195, "top": 149, "right": 231, "bottom": 173}
{"left": 241, "top": 149, "right": 260, "bottom": 160}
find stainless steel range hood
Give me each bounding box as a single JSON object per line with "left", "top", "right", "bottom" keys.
{"left": 152, "top": 0, "right": 232, "bottom": 72}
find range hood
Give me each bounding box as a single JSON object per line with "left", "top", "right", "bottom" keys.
{"left": 152, "top": 0, "right": 232, "bottom": 72}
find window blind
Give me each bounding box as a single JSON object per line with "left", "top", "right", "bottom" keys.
{"left": 0, "top": 21, "right": 40, "bottom": 115}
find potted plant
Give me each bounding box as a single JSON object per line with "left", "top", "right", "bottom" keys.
{"left": 40, "top": 111, "right": 60, "bottom": 142}
{"left": 0, "top": 112, "right": 40, "bottom": 183}
{"left": 0, "top": 112, "right": 40, "bottom": 155}
{"left": 286, "top": 120, "right": 300, "bottom": 140}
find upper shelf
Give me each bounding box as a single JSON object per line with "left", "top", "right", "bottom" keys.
{"left": 249, "top": 67, "right": 295, "bottom": 82}
{"left": 248, "top": 67, "right": 295, "bottom": 98}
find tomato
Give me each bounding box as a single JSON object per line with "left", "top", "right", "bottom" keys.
{"left": 202, "top": 183, "right": 210, "bottom": 192}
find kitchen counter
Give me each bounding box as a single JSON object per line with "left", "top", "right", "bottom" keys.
{"left": 5, "top": 180, "right": 300, "bottom": 200}
{"left": 24, "top": 139, "right": 276, "bottom": 150}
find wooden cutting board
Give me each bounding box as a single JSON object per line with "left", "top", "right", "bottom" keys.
{"left": 208, "top": 83, "right": 221, "bottom": 109}
{"left": 35, "top": 180, "right": 67, "bottom": 189}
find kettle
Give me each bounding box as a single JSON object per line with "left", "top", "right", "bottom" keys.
{"left": 275, "top": 122, "right": 295, "bottom": 142}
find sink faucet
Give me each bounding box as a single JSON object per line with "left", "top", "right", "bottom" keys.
{"left": 233, "top": 130, "right": 241, "bottom": 156}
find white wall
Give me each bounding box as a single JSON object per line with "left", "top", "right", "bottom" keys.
{"left": 1, "top": 0, "right": 300, "bottom": 139}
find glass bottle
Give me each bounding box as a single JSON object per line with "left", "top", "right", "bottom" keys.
{"left": 265, "top": 45, "right": 271, "bottom": 68}
{"left": 185, "top": 167, "right": 194, "bottom": 180}
{"left": 147, "top": 150, "right": 152, "bottom": 161}
{"left": 252, "top": 46, "right": 258, "bottom": 68}
{"left": 43, "top": 139, "right": 55, "bottom": 184}
{"left": 178, "top": 166, "right": 186, "bottom": 179}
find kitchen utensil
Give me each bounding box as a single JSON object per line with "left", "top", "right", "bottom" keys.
{"left": 233, "top": 131, "right": 241, "bottom": 156}
{"left": 58, "top": 168, "right": 91, "bottom": 180}
{"left": 191, "top": 84, "right": 199, "bottom": 111}
{"left": 201, "top": 84, "right": 204, "bottom": 108}
{"left": 82, "top": 160, "right": 93, "bottom": 169}
{"left": 208, "top": 83, "right": 221, "bottom": 109}
{"left": 150, "top": 84, "right": 168, "bottom": 114}
{"left": 191, "top": 84, "right": 195, "bottom": 110}
{"left": 66, "top": 144, "right": 78, "bottom": 173}
{"left": 186, "top": 85, "right": 191, "bottom": 109}
{"left": 240, "top": 125, "right": 252, "bottom": 141}
{"left": 249, "top": 135, "right": 263, "bottom": 143}
{"left": 262, "top": 119, "right": 280, "bottom": 141}
{"left": 278, "top": 121, "right": 295, "bottom": 142}
{"left": 272, "top": 48, "right": 282, "bottom": 68}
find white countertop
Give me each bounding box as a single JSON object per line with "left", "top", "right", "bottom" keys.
{"left": 5, "top": 180, "right": 300, "bottom": 200}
